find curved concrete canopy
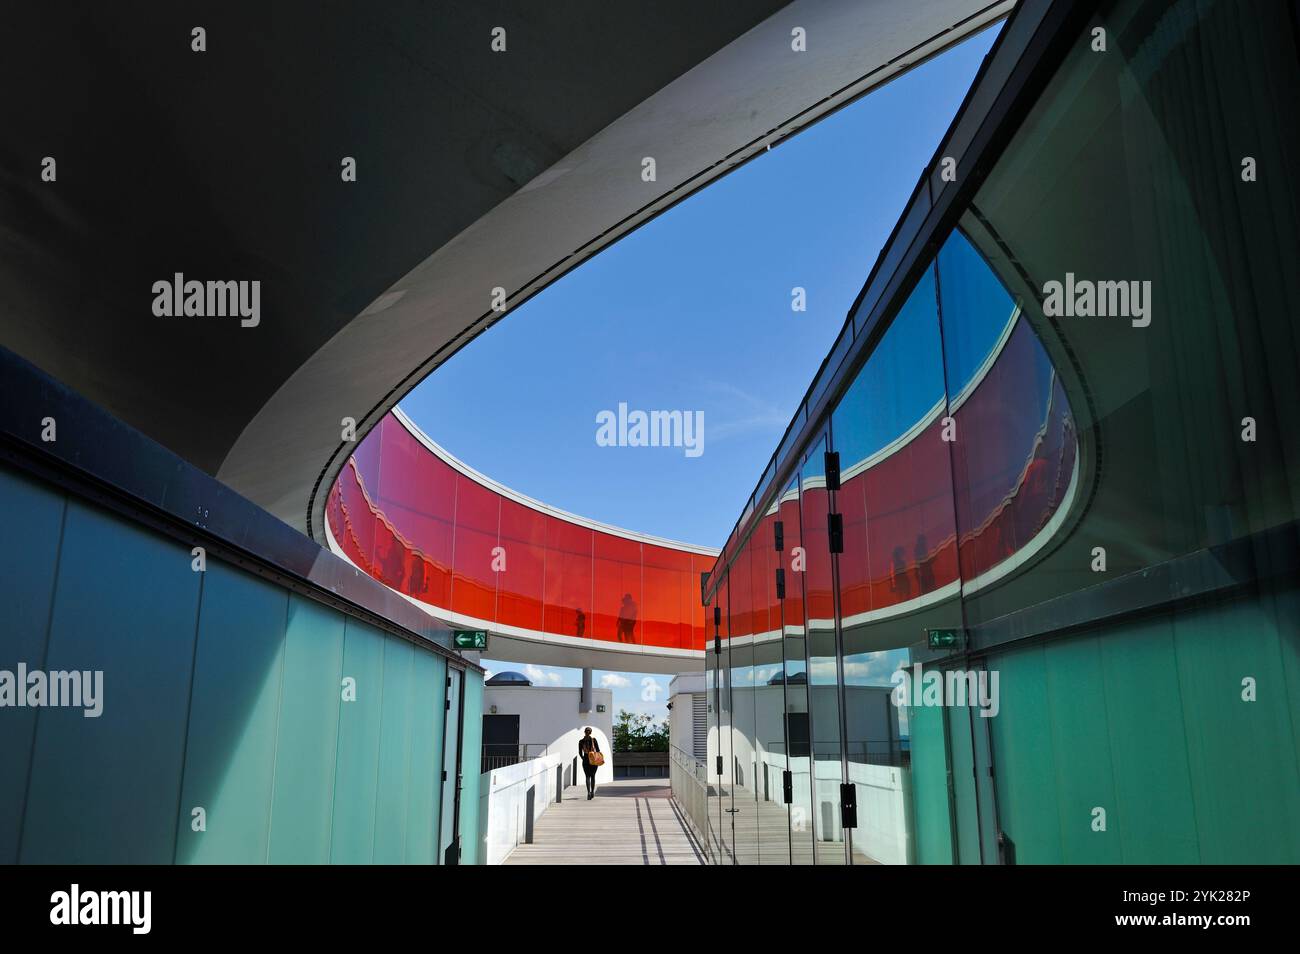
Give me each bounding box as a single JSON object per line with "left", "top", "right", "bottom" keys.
{"left": 0, "top": 0, "right": 1008, "bottom": 540}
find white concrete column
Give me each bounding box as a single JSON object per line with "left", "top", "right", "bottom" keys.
{"left": 579, "top": 667, "right": 592, "bottom": 713}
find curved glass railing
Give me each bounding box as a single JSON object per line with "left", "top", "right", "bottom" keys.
{"left": 326, "top": 408, "right": 716, "bottom": 655}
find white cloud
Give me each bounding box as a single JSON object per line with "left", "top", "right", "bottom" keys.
{"left": 524, "top": 664, "right": 562, "bottom": 685}
{"left": 600, "top": 673, "right": 630, "bottom": 689}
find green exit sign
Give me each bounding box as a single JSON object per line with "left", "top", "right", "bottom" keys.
{"left": 453, "top": 630, "right": 488, "bottom": 650}
{"left": 927, "top": 628, "right": 967, "bottom": 651}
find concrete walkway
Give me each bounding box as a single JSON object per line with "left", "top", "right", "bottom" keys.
{"left": 503, "top": 779, "right": 707, "bottom": 865}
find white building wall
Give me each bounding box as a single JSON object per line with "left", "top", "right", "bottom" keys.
{"left": 476, "top": 685, "right": 615, "bottom": 864}
{"left": 668, "top": 671, "right": 705, "bottom": 760}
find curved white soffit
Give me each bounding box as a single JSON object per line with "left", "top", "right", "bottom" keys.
{"left": 216, "top": 0, "right": 1014, "bottom": 535}
{"left": 324, "top": 516, "right": 704, "bottom": 673}
{"left": 390, "top": 407, "right": 719, "bottom": 556}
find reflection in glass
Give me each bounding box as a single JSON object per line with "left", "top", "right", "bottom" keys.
{"left": 830, "top": 263, "right": 965, "bottom": 864}
{"left": 747, "top": 508, "right": 790, "bottom": 864}
{"left": 708, "top": 577, "right": 733, "bottom": 864}
{"left": 726, "top": 540, "right": 759, "bottom": 863}
{"left": 778, "top": 477, "right": 817, "bottom": 863}
{"left": 799, "top": 438, "right": 848, "bottom": 864}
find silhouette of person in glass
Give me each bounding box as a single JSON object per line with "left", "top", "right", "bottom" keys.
{"left": 616, "top": 593, "right": 637, "bottom": 642}
{"left": 379, "top": 526, "right": 405, "bottom": 590}
{"left": 408, "top": 551, "right": 426, "bottom": 598}
{"left": 889, "top": 545, "right": 912, "bottom": 602}
{"left": 914, "top": 534, "right": 935, "bottom": 594}
{"left": 575, "top": 607, "right": 586, "bottom": 638}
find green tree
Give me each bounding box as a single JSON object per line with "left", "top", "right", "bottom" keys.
{"left": 612, "top": 709, "right": 669, "bottom": 753}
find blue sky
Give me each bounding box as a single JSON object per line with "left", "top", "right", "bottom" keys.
{"left": 401, "top": 26, "right": 998, "bottom": 551}
{"left": 439, "top": 29, "right": 1001, "bottom": 714}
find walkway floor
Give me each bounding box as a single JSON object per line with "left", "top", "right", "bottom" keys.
{"left": 503, "top": 779, "right": 707, "bottom": 865}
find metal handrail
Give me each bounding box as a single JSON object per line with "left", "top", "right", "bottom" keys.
{"left": 669, "top": 744, "right": 709, "bottom": 783}
{"left": 481, "top": 742, "right": 549, "bottom": 773}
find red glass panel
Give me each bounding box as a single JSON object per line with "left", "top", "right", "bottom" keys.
{"left": 374, "top": 417, "right": 455, "bottom": 606}
{"left": 642, "top": 544, "right": 694, "bottom": 649}
{"left": 542, "top": 519, "right": 594, "bottom": 638}
{"left": 450, "top": 474, "right": 499, "bottom": 621}
{"left": 327, "top": 412, "right": 722, "bottom": 652}
{"left": 690, "top": 554, "right": 710, "bottom": 650}
{"left": 496, "top": 498, "right": 546, "bottom": 631}
{"left": 593, "top": 532, "right": 642, "bottom": 643}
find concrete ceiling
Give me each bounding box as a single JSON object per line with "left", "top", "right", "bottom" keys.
{"left": 0, "top": 0, "right": 1008, "bottom": 539}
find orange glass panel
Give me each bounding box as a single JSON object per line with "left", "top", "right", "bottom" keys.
{"left": 593, "top": 532, "right": 642, "bottom": 643}
{"left": 496, "top": 498, "right": 546, "bottom": 631}
{"left": 450, "top": 474, "right": 499, "bottom": 621}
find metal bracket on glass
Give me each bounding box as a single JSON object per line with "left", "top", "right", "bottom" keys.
{"left": 824, "top": 450, "right": 841, "bottom": 491}
{"left": 840, "top": 782, "right": 858, "bottom": 829}
{"left": 828, "top": 512, "right": 844, "bottom": 554}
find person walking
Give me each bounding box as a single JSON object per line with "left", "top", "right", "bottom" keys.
{"left": 578, "top": 727, "right": 603, "bottom": 799}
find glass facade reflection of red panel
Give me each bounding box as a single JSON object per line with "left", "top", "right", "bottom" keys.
{"left": 729, "top": 542, "right": 752, "bottom": 640}
{"left": 836, "top": 465, "right": 872, "bottom": 619}
{"left": 748, "top": 515, "right": 776, "bottom": 637}
{"left": 777, "top": 489, "right": 804, "bottom": 628}
{"left": 800, "top": 482, "right": 835, "bottom": 624}
{"left": 855, "top": 418, "right": 961, "bottom": 613}
{"left": 951, "top": 321, "right": 1072, "bottom": 581}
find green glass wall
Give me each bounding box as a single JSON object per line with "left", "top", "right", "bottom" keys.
{"left": 702, "top": 0, "right": 1300, "bottom": 865}
{"left": 988, "top": 585, "right": 1300, "bottom": 863}
{"left": 0, "top": 463, "right": 477, "bottom": 865}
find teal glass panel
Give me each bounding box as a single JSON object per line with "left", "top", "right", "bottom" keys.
{"left": 373, "top": 637, "right": 415, "bottom": 863}
{"left": 0, "top": 467, "right": 64, "bottom": 863}
{"left": 906, "top": 701, "right": 953, "bottom": 864}
{"left": 267, "top": 595, "right": 346, "bottom": 864}
{"left": 177, "top": 563, "right": 289, "bottom": 864}
{"left": 458, "top": 668, "right": 484, "bottom": 864}
{"left": 439, "top": 668, "right": 460, "bottom": 860}
{"left": 330, "top": 618, "right": 386, "bottom": 864}
{"left": 404, "top": 649, "right": 446, "bottom": 865}
{"left": 22, "top": 501, "right": 200, "bottom": 863}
